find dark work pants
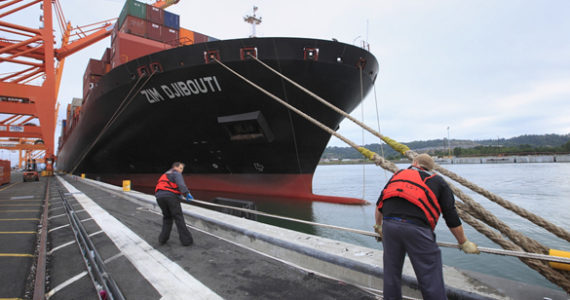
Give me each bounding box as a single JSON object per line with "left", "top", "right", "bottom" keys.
{"left": 156, "top": 194, "right": 193, "bottom": 246}
{"left": 382, "top": 219, "right": 446, "bottom": 300}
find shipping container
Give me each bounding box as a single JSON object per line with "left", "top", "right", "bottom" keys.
{"left": 146, "top": 5, "right": 164, "bottom": 24}
{"left": 66, "top": 104, "right": 72, "bottom": 121}
{"left": 163, "top": 10, "right": 179, "bottom": 29}
{"left": 0, "top": 160, "right": 10, "bottom": 185}
{"left": 193, "top": 31, "right": 208, "bottom": 44}
{"left": 111, "top": 22, "right": 119, "bottom": 42}
{"left": 84, "top": 59, "right": 106, "bottom": 78}
{"left": 71, "top": 98, "right": 82, "bottom": 110}
{"left": 111, "top": 32, "right": 173, "bottom": 68}
{"left": 146, "top": 22, "right": 162, "bottom": 42}
{"left": 179, "top": 28, "right": 194, "bottom": 45}
{"left": 162, "top": 27, "right": 179, "bottom": 45}
{"left": 101, "top": 48, "right": 111, "bottom": 63}
{"left": 118, "top": 0, "right": 147, "bottom": 29}
{"left": 120, "top": 15, "right": 146, "bottom": 38}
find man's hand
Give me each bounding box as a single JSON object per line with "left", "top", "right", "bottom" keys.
{"left": 459, "top": 240, "right": 480, "bottom": 254}
{"left": 373, "top": 224, "right": 382, "bottom": 242}
{"left": 185, "top": 193, "right": 193, "bottom": 202}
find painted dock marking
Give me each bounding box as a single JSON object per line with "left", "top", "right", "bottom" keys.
{"left": 0, "top": 204, "right": 45, "bottom": 207}
{"left": 45, "top": 271, "right": 88, "bottom": 299}
{"left": 57, "top": 176, "right": 223, "bottom": 300}
{"left": 0, "top": 210, "right": 38, "bottom": 212}
{"left": 0, "top": 231, "right": 36, "bottom": 234}
{"left": 0, "top": 253, "right": 33, "bottom": 257}
{"left": 0, "top": 199, "right": 41, "bottom": 202}
{"left": 48, "top": 224, "right": 69, "bottom": 233}
{"left": 0, "top": 218, "right": 39, "bottom": 221}
{"left": 9, "top": 195, "right": 34, "bottom": 200}
{"left": 48, "top": 241, "right": 75, "bottom": 255}
{"left": 47, "top": 213, "right": 66, "bottom": 220}
{"left": 0, "top": 183, "right": 18, "bottom": 192}
{"left": 103, "top": 252, "right": 124, "bottom": 264}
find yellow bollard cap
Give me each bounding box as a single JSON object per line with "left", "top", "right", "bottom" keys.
{"left": 122, "top": 180, "right": 131, "bottom": 192}
{"left": 549, "top": 249, "right": 570, "bottom": 271}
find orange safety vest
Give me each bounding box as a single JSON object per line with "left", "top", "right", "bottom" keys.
{"left": 378, "top": 169, "right": 441, "bottom": 230}
{"left": 155, "top": 173, "right": 181, "bottom": 194}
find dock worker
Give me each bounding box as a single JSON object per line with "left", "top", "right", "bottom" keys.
{"left": 374, "top": 153, "right": 479, "bottom": 299}
{"left": 155, "top": 162, "right": 194, "bottom": 246}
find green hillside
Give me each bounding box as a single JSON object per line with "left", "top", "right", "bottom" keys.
{"left": 322, "top": 133, "right": 570, "bottom": 161}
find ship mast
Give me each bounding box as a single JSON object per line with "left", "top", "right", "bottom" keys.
{"left": 244, "top": 6, "right": 262, "bottom": 38}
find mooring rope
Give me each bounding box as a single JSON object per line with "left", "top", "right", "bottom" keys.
{"left": 215, "top": 57, "right": 570, "bottom": 292}
{"left": 70, "top": 70, "right": 156, "bottom": 174}
{"left": 248, "top": 54, "right": 570, "bottom": 245}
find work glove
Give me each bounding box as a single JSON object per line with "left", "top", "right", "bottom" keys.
{"left": 459, "top": 240, "right": 480, "bottom": 254}
{"left": 373, "top": 224, "right": 382, "bottom": 242}
{"left": 185, "top": 193, "right": 193, "bottom": 202}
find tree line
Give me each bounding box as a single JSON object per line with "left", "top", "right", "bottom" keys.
{"left": 322, "top": 134, "right": 570, "bottom": 161}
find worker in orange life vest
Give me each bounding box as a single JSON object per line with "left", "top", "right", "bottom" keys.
{"left": 155, "top": 162, "right": 194, "bottom": 246}
{"left": 374, "top": 154, "right": 479, "bottom": 299}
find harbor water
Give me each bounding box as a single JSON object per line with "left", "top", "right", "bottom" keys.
{"left": 256, "top": 162, "right": 570, "bottom": 291}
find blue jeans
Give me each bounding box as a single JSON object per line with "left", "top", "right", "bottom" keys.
{"left": 382, "top": 219, "right": 446, "bottom": 300}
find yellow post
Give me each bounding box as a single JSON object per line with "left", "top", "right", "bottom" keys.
{"left": 81, "top": 173, "right": 85, "bottom": 179}
{"left": 122, "top": 180, "right": 131, "bottom": 192}
{"left": 549, "top": 249, "right": 570, "bottom": 271}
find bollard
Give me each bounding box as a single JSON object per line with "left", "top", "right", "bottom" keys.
{"left": 122, "top": 180, "right": 131, "bottom": 192}
{"left": 81, "top": 173, "right": 85, "bottom": 179}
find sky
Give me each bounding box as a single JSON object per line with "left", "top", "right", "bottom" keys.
{"left": 2, "top": 0, "right": 570, "bottom": 154}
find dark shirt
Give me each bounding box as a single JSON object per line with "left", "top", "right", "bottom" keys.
{"left": 376, "top": 166, "right": 461, "bottom": 228}
{"left": 155, "top": 169, "right": 190, "bottom": 198}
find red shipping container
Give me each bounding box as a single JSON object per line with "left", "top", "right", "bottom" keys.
{"left": 193, "top": 31, "right": 208, "bottom": 44}
{"left": 146, "top": 22, "right": 162, "bottom": 41}
{"left": 83, "top": 59, "right": 105, "bottom": 84}
{"left": 161, "top": 27, "right": 179, "bottom": 45}
{"left": 111, "top": 22, "right": 119, "bottom": 42}
{"left": 101, "top": 48, "right": 111, "bottom": 63}
{"left": 111, "top": 32, "right": 172, "bottom": 68}
{"left": 0, "top": 160, "right": 10, "bottom": 185}
{"left": 120, "top": 15, "right": 146, "bottom": 38}
{"left": 146, "top": 5, "right": 164, "bottom": 24}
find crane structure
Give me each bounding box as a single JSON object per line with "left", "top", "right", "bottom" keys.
{"left": 152, "top": 0, "right": 180, "bottom": 9}
{"left": 0, "top": 0, "right": 114, "bottom": 173}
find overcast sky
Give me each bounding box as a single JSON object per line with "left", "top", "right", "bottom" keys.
{"left": 3, "top": 0, "right": 570, "bottom": 152}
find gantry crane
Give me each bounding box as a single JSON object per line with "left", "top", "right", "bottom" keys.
{"left": 1, "top": 0, "right": 180, "bottom": 173}
{"left": 0, "top": 0, "right": 115, "bottom": 173}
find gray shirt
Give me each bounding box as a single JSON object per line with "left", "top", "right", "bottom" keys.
{"left": 155, "top": 168, "right": 190, "bottom": 198}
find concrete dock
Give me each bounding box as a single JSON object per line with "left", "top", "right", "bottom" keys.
{"left": 0, "top": 172, "right": 568, "bottom": 299}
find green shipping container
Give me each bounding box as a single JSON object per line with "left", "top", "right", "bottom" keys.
{"left": 118, "top": 0, "right": 147, "bottom": 29}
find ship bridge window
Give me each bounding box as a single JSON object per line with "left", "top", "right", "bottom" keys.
{"left": 217, "top": 111, "right": 274, "bottom": 143}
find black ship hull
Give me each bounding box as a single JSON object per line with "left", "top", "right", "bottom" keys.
{"left": 57, "top": 37, "right": 378, "bottom": 204}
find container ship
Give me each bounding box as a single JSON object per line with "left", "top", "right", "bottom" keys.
{"left": 56, "top": 1, "right": 379, "bottom": 204}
